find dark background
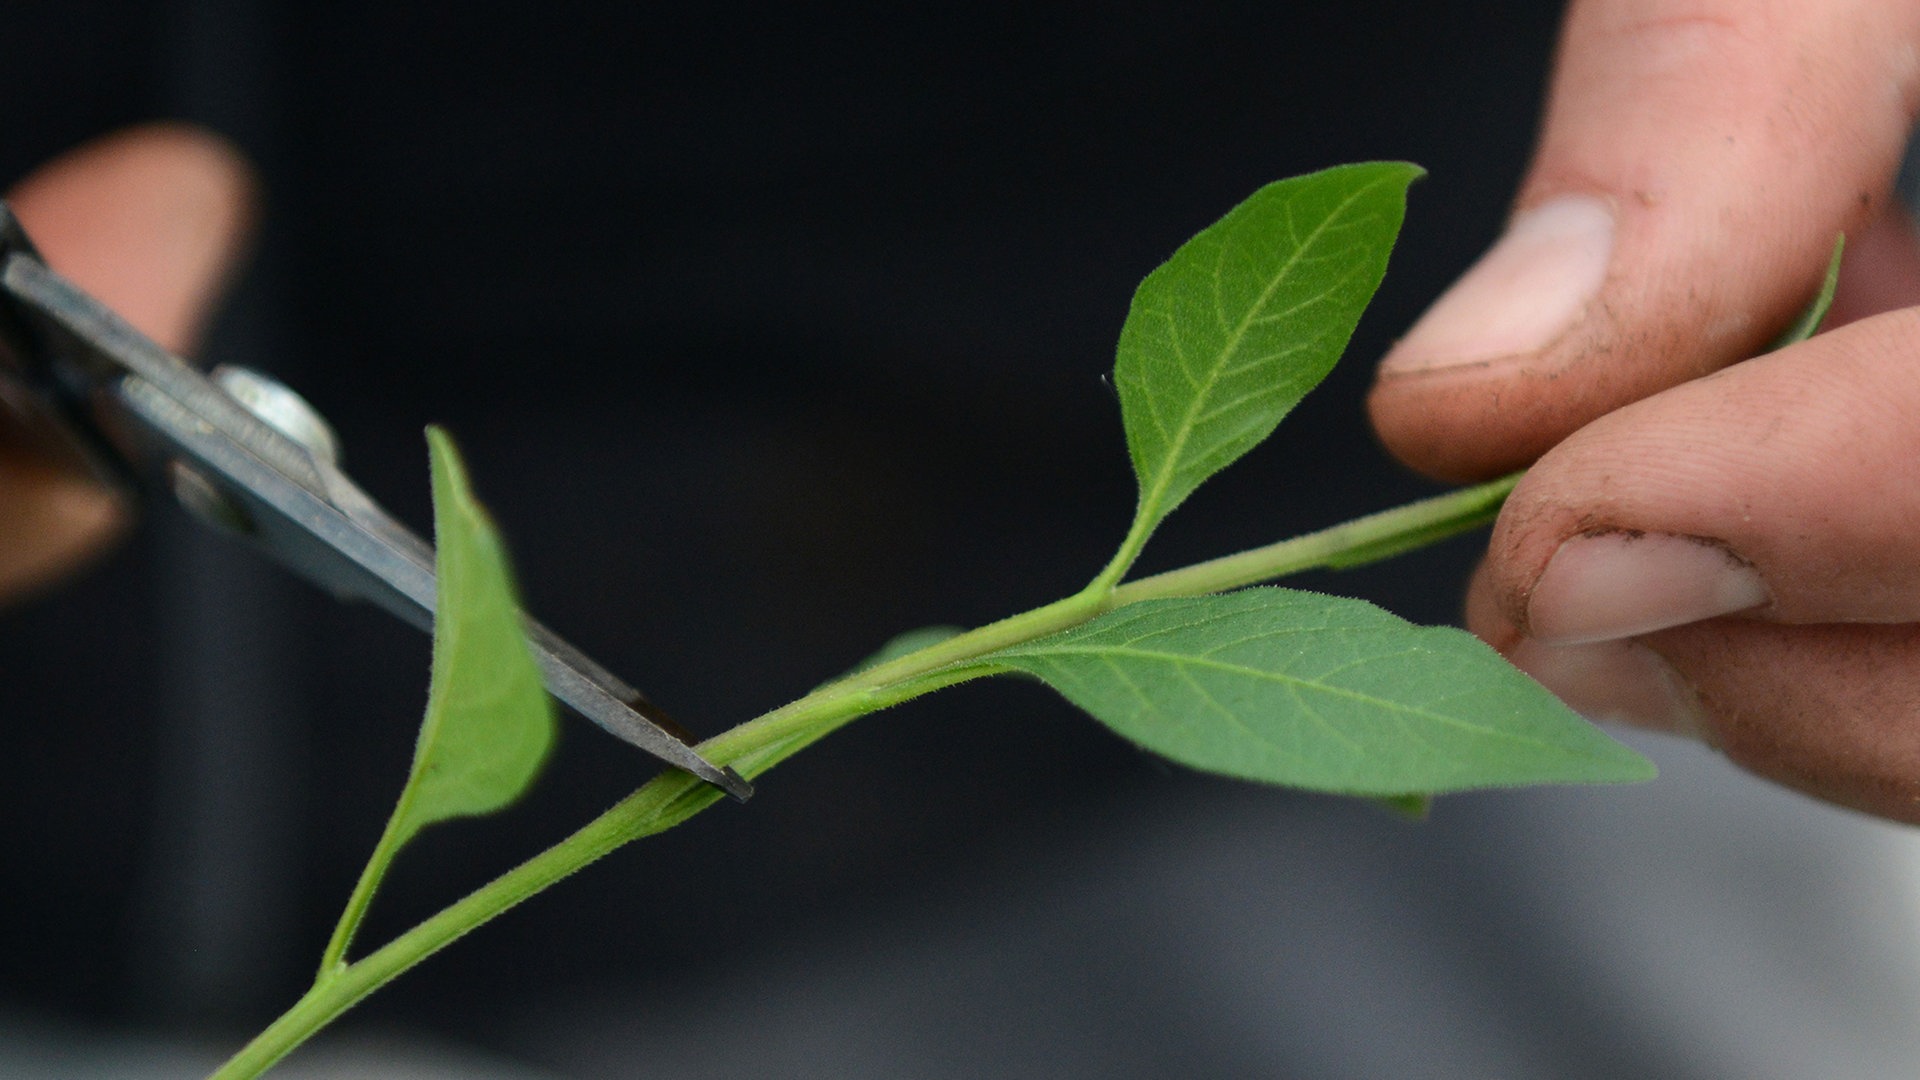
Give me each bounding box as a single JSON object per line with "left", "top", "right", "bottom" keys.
{"left": 0, "top": 0, "right": 1570, "bottom": 1068}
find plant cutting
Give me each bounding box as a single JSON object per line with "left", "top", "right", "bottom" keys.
{"left": 208, "top": 161, "right": 1843, "bottom": 1078}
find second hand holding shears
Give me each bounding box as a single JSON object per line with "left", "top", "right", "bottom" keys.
{"left": 0, "top": 202, "right": 752, "bottom": 802}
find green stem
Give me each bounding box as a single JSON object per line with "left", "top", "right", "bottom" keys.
{"left": 1087, "top": 503, "right": 1158, "bottom": 593}
{"left": 314, "top": 812, "right": 412, "bottom": 977}
{"left": 210, "top": 770, "right": 723, "bottom": 1080}
{"left": 314, "top": 826, "right": 393, "bottom": 972}
{"left": 207, "top": 470, "right": 1520, "bottom": 1080}
{"left": 1114, "top": 472, "right": 1518, "bottom": 603}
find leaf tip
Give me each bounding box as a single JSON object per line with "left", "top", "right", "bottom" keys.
{"left": 425, "top": 423, "right": 465, "bottom": 486}
{"left": 1612, "top": 746, "right": 1660, "bottom": 783}
{"left": 426, "top": 425, "right": 504, "bottom": 544}
{"left": 1369, "top": 793, "right": 1433, "bottom": 820}
{"left": 1346, "top": 159, "right": 1425, "bottom": 188}
{"left": 1558, "top": 729, "right": 1660, "bottom": 786}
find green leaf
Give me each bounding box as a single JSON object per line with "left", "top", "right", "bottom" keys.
{"left": 1112, "top": 163, "right": 1420, "bottom": 555}
{"left": 982, "top": 588, "right": 1654, "bottom": 795}
{"left": 318, "top": 428, "right": 557, "bottom": 973}
{"left": 1768, "top": 233, "right": 1844, "bottom": 351}
{"left": 399, "top": 427, "right": 557, "bottom": 834}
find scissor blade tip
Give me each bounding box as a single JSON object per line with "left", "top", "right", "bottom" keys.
{"left": 711, "top": 765, "right": 754, "bottom": 803}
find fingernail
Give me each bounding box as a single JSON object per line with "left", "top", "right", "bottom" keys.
{"left": 1509, "top": 637, "right": 1708, "bottom": 740}
{"left": 1380, "top": 194, "right": 1614, "bottom": 374}
{"left": 1527, "top": 532, "right": 1770, "bottom": 645}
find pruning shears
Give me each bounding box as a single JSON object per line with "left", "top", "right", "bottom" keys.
{"left": 0, "top": 202, "right": 752, "bottom": 802}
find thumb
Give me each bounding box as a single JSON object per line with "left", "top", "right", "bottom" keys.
{"left": 1368, "top": 0, "right": 1920, "bottom": 482}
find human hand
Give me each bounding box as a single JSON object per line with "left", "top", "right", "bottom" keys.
{"left": 1367, "top": 0, "right": 1920, "bottom": 821}
{"left": 0, "top": 124, "right": 255, "bottom": 600}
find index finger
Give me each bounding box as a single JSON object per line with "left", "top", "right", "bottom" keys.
{"left": 0, "top": 124, "right": 255, "bottom": 599}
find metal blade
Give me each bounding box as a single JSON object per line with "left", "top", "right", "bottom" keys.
{"left": 1, "top": 253, "right": 751, "bottom": 801}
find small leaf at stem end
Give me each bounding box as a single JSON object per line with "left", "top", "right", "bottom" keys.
{"left": 835, "top": 625, "right": 967, "bottom": 684}
{"left": 395, "top": 428, "right": 557, "bottom": 839}
{"left": 1768, "top": 233, "right": 1845, "bottom": 351}
{"left": 1115, "top": 163, "right": 1420, "bottom": 542}
{"left": 982, "top": 588, "right": 1654, "bottom": 796}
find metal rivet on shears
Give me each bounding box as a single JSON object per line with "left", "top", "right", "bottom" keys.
{"left": 0, "top": 202, "right": 751, "bottom": 801}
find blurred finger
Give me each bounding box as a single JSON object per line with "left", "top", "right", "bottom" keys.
{"left": 0, "top": 123, "right": 256, "bottom": 598}
{"left": 8, "top": 122, "right": 255, "bottom": 352}
{"left": 1471, "top": 557, "right": 1920, "bottom": 823}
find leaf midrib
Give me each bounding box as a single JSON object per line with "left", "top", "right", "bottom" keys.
{"left": 1134, "top": 173, "right": 1394, "bottom": 526}
{"left": 1009, "top": 641, "right": 1600, "bottom": 758}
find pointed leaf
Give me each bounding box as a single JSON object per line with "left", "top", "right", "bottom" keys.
{"left": 1115, "top": 163, "right": 1419, "bottom": 536}
{"left": 394, "top": 428, "right": 557, "bottom": 839}
{"left": 983, "top": 588, "right": 1653, "bottom": 795}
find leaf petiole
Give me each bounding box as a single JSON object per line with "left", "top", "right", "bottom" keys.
{"left": 314, "top": 803, "right": 413, "bottom": 979}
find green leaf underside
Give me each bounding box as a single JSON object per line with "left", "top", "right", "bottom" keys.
{"left": 1769, "top": 233, "right": 1844, "bottom": 351}
{"left": 984, "top": 588, "right": 1654, "bottom": 796}
{"left": 316, "top": 430, "right": 559, "bottom": 976}
{"left": 397, "top": 429, "right": 557, "bottom": 841}
{"left": 1115, "top": 163, "right": 1420, "bottom": 539}
{"left": 841, "top": 625, "right": 967, "bottom": 681}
